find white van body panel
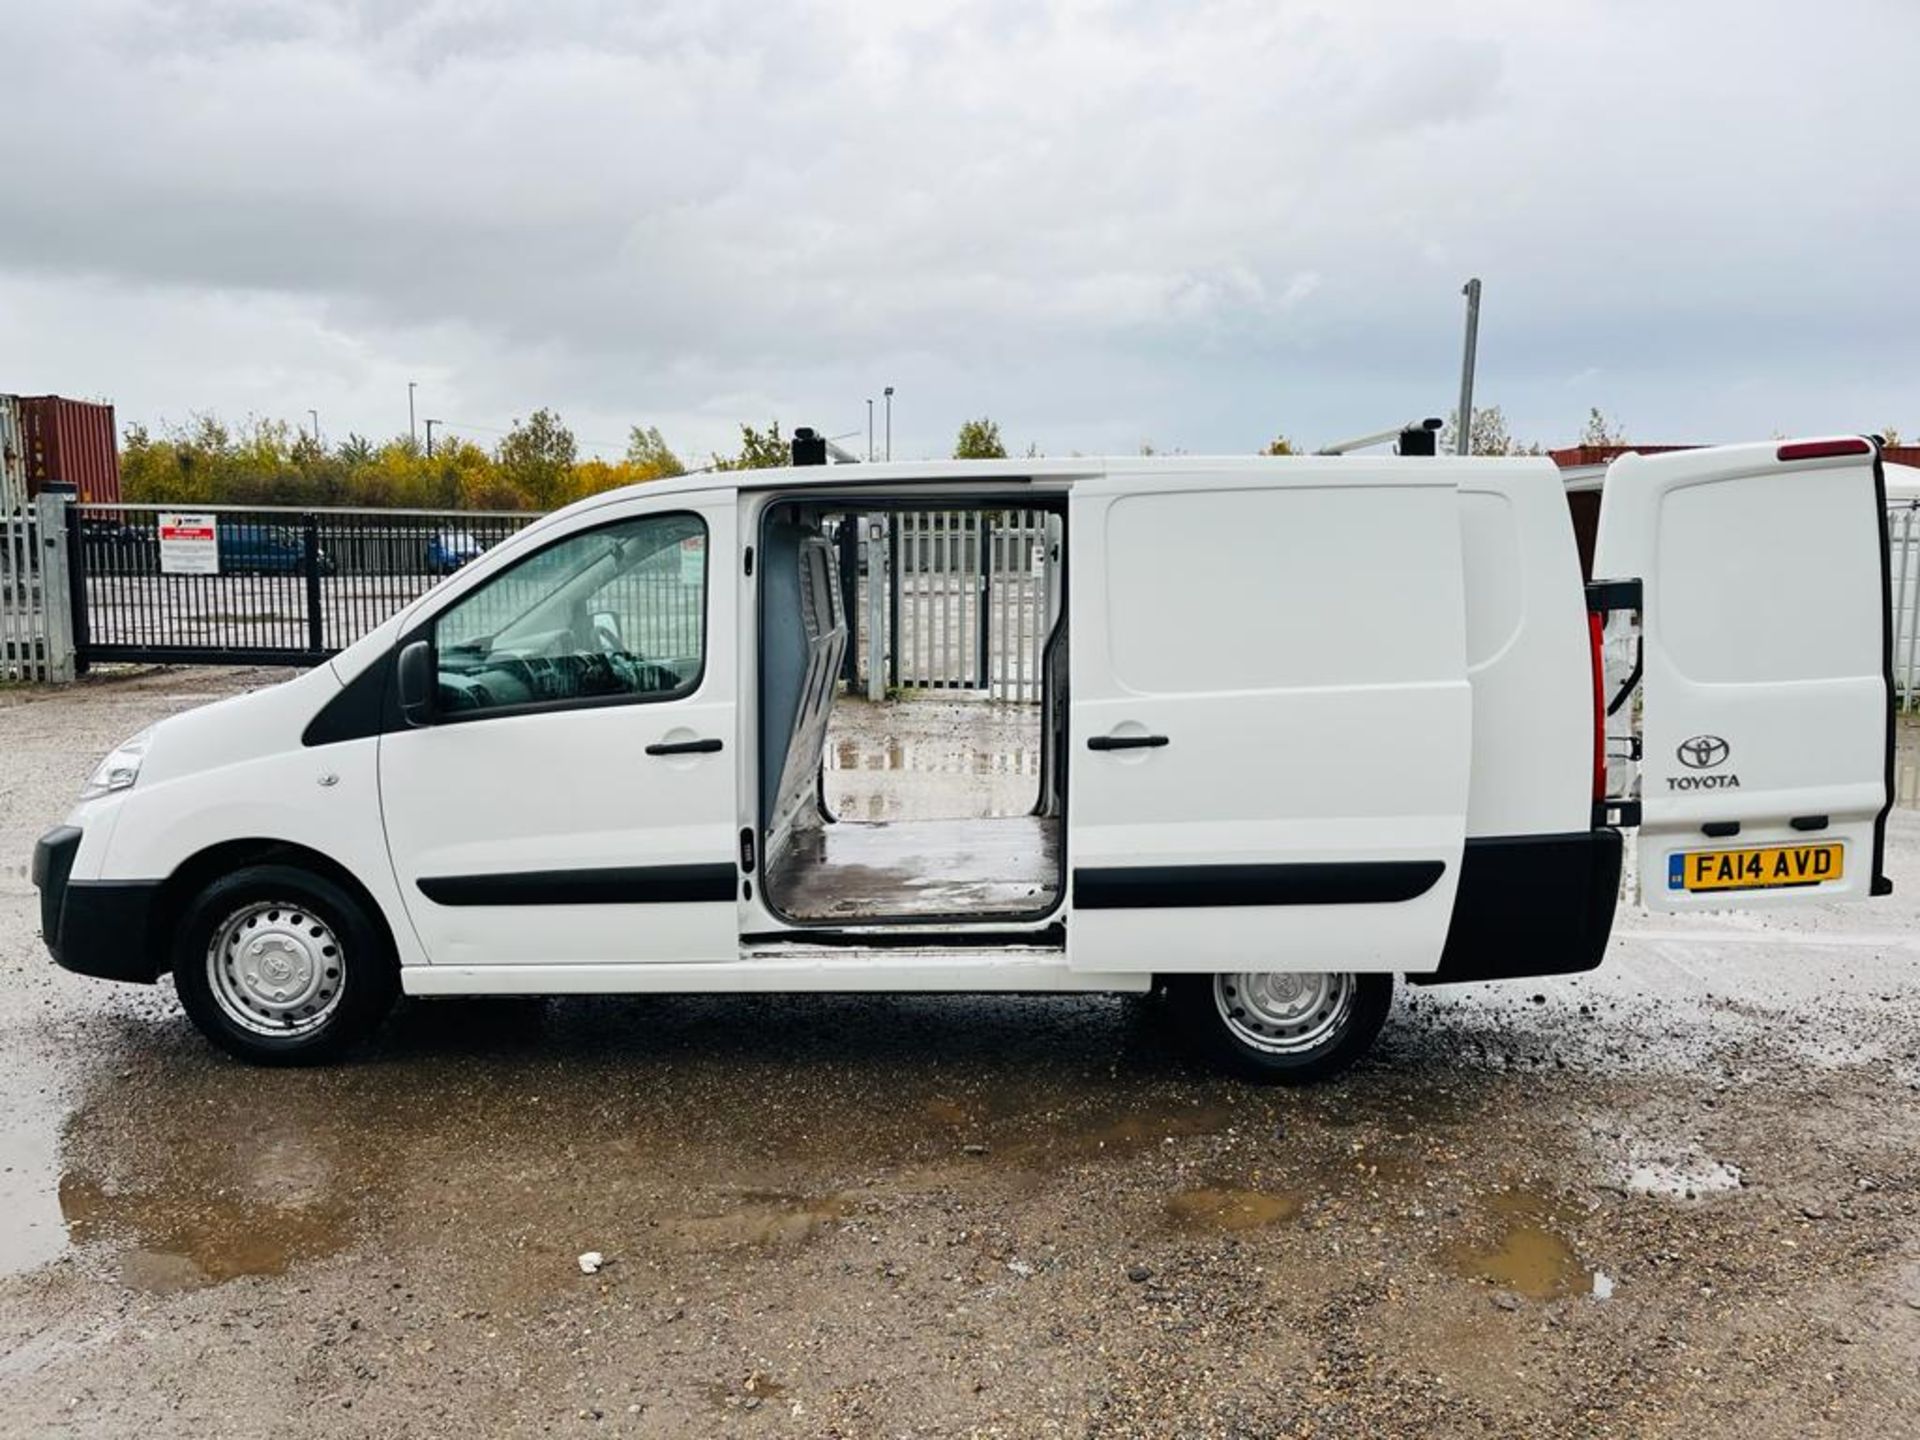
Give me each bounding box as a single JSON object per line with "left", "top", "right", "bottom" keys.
{"left": 61, "top": 664, "right": 434, "bottom": 971}
{"left": 1594, "top": 440, "right": 1891, "bottom": 912}
{"left": 1067, "top": 459, "right": 1472, "bottom": 975}
{"left": 1457, "top": 462, "right": 1594, "bottom": 839}
{"left": 378, "top": 494, "right": 740, "bottom": 966}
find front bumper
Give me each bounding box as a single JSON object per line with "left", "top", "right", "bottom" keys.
{"left": 32, "top": 826, "right": 164, "bottom": 983}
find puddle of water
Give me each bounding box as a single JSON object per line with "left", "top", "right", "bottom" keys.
{"left": 58, "top": 1130, "right": 357, "bottom": 1294}
{"left": 1441, "top": 1188, "right": 1592, "bottom": 1301}
{"left": 1077, "top": 1103, "right": 1234, "bottom": 1154}
{"left": 1165, "top": 1185, "right": 1301, "bottom": 1231}
{"left": 830, "top": 739, "right": 1041, "bottom": 777}
{"left": 665, "top": 1191, "right": 851, "bottom": 1249}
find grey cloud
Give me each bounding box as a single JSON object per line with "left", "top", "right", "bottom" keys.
{"left": 1, "top": 0, "right": 1915, "bottom": 460}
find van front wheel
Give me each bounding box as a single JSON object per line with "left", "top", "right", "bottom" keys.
{"left": 173, "top": 864, "right": 397, "bottom": 1065}
{"left": 1169, "top": 970, "right": 1391, "bottom": 1083}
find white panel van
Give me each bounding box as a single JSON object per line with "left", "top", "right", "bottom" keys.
{"left": 33, "top": 438, "right": 1896, "bottom": 1081}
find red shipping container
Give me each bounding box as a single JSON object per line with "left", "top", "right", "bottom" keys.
{"left": 16, "top": 395, "right": 121, "bottom": 504}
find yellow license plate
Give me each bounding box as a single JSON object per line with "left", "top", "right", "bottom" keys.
{"left": 1668, "top": 843, "right": 1843, "bottom": 893}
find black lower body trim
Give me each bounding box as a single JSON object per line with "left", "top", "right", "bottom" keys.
{"left": 1410, "top": 829, "right": 1622, "bottom": 985}
{"left": 33, "top": 825, "right": 83, "bottom": 949}
{"left": 49, "top": 883, "right": 166, "bottom": 982}
{"left": 418, "top": 863, "right": 736, "bottom": 907}
{"left": 36, "top": 826, "right": 165, "bottom": 983}
{"left": 1074, "top": 860, "right": 1444, "bottom": 910}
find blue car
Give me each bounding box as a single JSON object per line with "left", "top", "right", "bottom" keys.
{"left": 216, "top": 522, "right": 336, "bottom": 576}
{"left": 425, "top": 530, "right": 487, "bottom": 575}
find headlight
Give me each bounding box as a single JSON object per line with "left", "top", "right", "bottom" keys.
{"left": 79, "top": 729, "right": 152, "bottom": 801}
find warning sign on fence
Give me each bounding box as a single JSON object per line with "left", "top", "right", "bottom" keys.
{"left": 158, "top": 513, "right": 220, "bottom": 575}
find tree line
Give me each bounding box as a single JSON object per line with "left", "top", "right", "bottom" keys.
{"left": 949, "top": 405, "right": 1633, "bottom": 461}
{"left": 120, "top": 403, "right": 1670, "bottom": 512}
{"left": 120, "top": 411, "right": 793, "bottom": 511}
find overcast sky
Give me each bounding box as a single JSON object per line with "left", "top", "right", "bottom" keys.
{"left": 2, "top": 0, "right": 1915, "bottom": 462}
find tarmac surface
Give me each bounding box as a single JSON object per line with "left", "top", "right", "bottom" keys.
{"left": 1, "top": 669, "right": 1917, "bottom": 1438}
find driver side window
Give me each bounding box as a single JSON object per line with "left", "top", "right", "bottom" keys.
{"left": 432, "top": 512, "right": 707, "bottom": 718}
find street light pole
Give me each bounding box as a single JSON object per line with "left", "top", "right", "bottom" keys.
{"left": 867, "top": 399, "right": 874, "bottom": 462}
{"left": 424, "top": 419, "right": 440, "bottom": 458}
{"left": 408, "top": 381, "right": 418, "bottom": 449}
{"left": 1455, "top": 278, "right": 1481, "bottom": 457}
{"left": 883, "top": 386, "right": 894, "bottom": 461}
{"left": 309, "top": 409, "right": 320, "bottom": 447}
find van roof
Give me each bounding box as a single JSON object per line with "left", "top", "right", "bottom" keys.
{"left": 612, "top": 451, "right": 1561, "bottom": 506}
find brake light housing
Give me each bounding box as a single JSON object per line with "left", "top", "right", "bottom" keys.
{"left": 1587, "top": 610, "right": 1606, "bottom": 802}
{"left": 1777, "top": 438, "right": 1872, "bottom": 462}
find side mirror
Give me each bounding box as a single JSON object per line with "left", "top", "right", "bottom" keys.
{"left": 396, "top": 639, "right": 435, "bottom": 727}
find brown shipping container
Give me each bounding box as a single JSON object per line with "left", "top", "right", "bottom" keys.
{"left": 16, "top": 395, "right": 121, "bottom": 503}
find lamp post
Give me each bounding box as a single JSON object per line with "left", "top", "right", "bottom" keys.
{"left": 866, "top": 398, "right": 874, "bottom": 462}
{"left": 308, "top": 409, "right": 320, "bottom": 447}
{"left": 424, "top": 419, "right": 441, "bottom": 458}
{"left": 408, "top": 381, "right": 418, "bottom": 448}
{"left": 883, "top": 386, "right": 894, "bottom": 461}
{"left": 1456, "top": 279, "right": 1481, "bottom": 456}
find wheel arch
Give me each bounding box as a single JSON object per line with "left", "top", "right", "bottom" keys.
{"left": 150, "top": 838, "right": 399, "bottom": 980}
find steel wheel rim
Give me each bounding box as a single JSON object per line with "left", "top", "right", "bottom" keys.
{"left": 206, "top": 900, "right": 346, "bottom": 1038}
{"left": 1213, "top": 971, "right": 1354, "bottom": 1056}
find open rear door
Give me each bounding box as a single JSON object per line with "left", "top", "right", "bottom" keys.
{"left": 1593, "top": 438, "right": 1894, "bottom": 912}
{"left": 1067, "top": 460, "right": 1472, "bottom": 974}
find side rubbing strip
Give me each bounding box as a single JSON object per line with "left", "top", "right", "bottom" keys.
{"left": 418, "top": 864, "right": 736, "bottom": 907}
{"left": 1073, "top": 861, "right": 1443, "bottom": 910}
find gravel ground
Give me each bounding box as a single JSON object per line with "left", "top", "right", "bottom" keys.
{"left": 1, "top": 670, "right": 1917, "bottom": 1438}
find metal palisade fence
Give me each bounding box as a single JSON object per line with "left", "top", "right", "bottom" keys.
{"left": 1890, "top": 499, "right": 1920, "bottom": 713}
{"left": 1, "top": 496, "right": 78, "bottom": 683}
{"left": 2, "top": 396, "right": 78, "bottom": 681}
{"left": 883, "top": 509, "right": 1058, "bottom": 703}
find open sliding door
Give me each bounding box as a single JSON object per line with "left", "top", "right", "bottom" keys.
{"left": 1067, "top": 460, "right": 1473, "bottom": 975}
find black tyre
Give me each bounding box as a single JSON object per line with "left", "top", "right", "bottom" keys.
{"left": 1167, "top": 971, "right": 1392, "bottom": 1084}
{"left": 172, "top": 864, "right": 397, "bottom": 1065}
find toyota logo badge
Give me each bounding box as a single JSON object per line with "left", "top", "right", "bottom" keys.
{"left": 1677, "top": 735, "right": 1731, "bottom": 770}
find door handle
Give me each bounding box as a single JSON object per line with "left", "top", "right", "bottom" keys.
{"left": 646, "top": 737, "right": 723, "bottom": 756}
{"left": 1087, "top": 734, "right": 1169, "bottom": 752}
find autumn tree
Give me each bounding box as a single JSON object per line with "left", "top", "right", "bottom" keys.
{"left": 495, "top": 408, "right": 577, "bottom": 509}
{"left": 709, "top": 421, "right": 789, "bottom": 471}
{"left": 1579, "top": 407, "right": 1625, "bottom": 447}
{"left": 953, "top": 417, "right": 1006, "bottom": 460}
{"left": 336, "top": 433, "right": 377, "bottom": 467}
{"left": 626, "top": 424, "right": 685, "bottom": 476}
{"left": 1439, "top": 405, "right": 1519, "bottom": 456}
{"left": 119, "top": 407, "right": 707, "bottom": 512}
{"left": 1262, "top": 433, "right": 1297, "bottom": 456}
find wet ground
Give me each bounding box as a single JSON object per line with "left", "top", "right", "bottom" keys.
{"left": 2, "top": 672, "right": 1918, "bottom": 1437}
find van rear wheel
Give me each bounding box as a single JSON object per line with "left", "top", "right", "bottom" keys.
{"left": 173, "top": 864, "right": 396, "bottom": 1065}
{"left": 1169, "top": 970, "right": 1391, "bottom": 1083}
